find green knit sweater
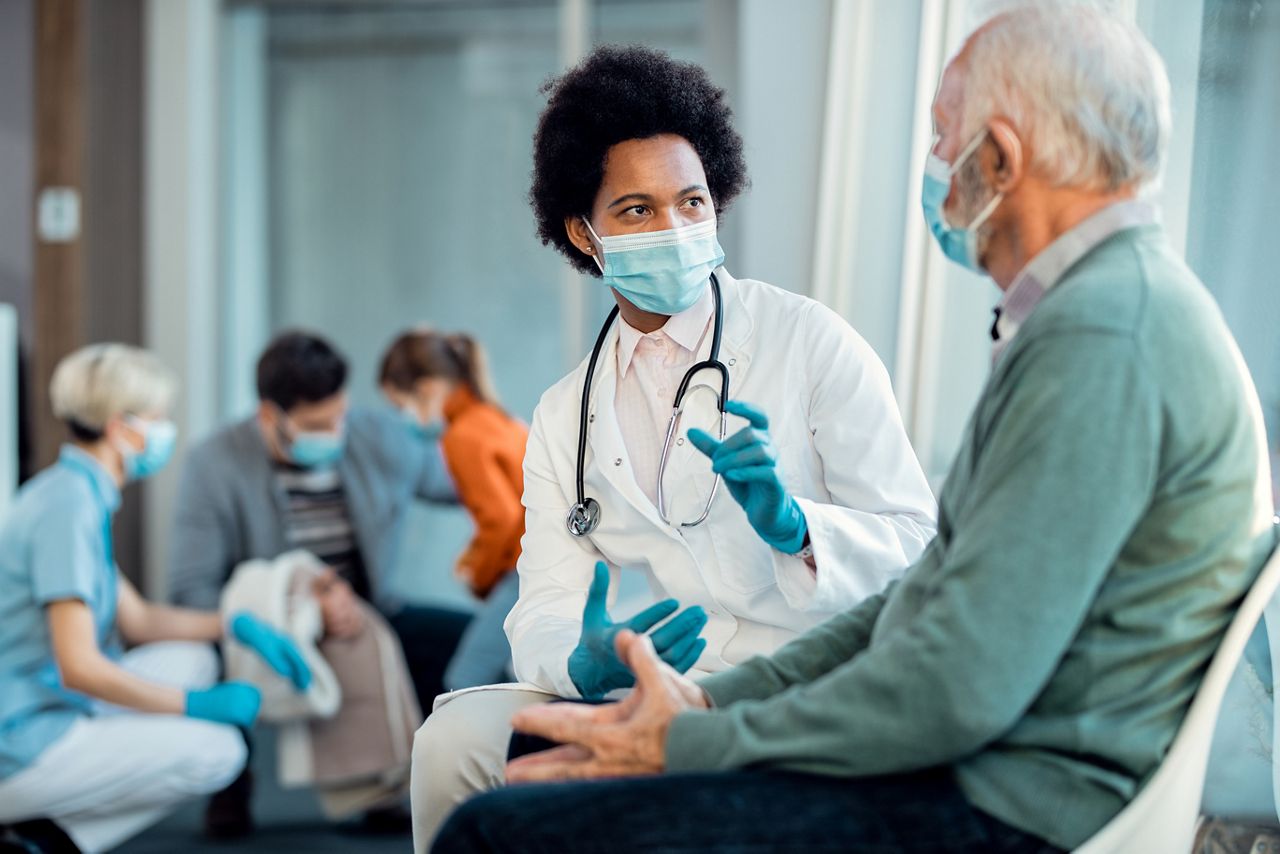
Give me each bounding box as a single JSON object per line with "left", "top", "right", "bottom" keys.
{"left": 666, "top": 224, "right": 1273, "bottom": 850}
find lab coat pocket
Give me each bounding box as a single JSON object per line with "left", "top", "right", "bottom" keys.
{"left": 706, "top": 493, "right": 777, "bottom": 596}
{"left": 707, "top": 434, "right": 813, "bottom": 596}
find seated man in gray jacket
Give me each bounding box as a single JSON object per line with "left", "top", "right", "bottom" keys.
{"left": 169, "top": 331, "right": 470, "bottom": 836}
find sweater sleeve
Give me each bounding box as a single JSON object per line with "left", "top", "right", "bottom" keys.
{"left": 667, "top": 331, "right": 1162, "bottom": 776}
{"left": 167, "top": 446, "right": 235, "bottom": 610}
{"left": 696, "top": 580, "right": 897, "bottom": 707}
{"left": 443, "top": 427, "right": 525, "bottom": 597}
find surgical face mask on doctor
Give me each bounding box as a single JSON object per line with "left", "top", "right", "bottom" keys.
{"left": 115, "top": 415, "right": 178, "bottom": 481}
{"left": 921, "top": 129, "right": 1004, "bottom": 274}
{"left": 582, "top": 216, "right": 725, "bottom": 316}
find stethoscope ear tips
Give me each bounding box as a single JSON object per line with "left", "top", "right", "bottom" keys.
{"left": 566, "top": 497, "right": 602, "bottom": 537}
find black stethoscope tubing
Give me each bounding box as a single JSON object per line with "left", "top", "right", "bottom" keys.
{"left": 567, "top": 273, "right": 726, "bottom": 538}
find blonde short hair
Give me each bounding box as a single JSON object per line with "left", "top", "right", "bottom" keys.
{"left": 50, "top": 344, "right": 178, "bottom": 435}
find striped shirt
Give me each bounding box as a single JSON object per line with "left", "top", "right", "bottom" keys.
{"left": 274, "top": 464, "right": 369, "bottom": 599}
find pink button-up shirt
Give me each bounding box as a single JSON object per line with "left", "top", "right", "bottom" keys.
{"left": 613, "top": 285, "right": 715, "bottom": 507}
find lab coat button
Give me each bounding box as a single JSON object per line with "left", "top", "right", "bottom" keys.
{"left": 728, "top": 358, "right": 737, "bottom": 366}
{"left": 614, "top": 458, "right": 622, "bottom": 466}
{"left": 677, "top": 438, "right": 685, "bottom": 446}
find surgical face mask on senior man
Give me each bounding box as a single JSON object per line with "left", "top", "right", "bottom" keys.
{"left": 921, "top": 129, "right": 1004, "bottom": 274}
{"left": 116, "top": 416, "right": 178, "bottom": 481}
{"left": 582, "top": 217, "right": 725, "bottom": 316}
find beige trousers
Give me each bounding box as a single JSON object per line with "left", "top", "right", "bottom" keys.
{"left": 410, "top": 686, "right": 557, "bottom": 853}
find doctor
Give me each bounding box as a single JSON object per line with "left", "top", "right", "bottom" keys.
{"left": 410, "top": 43, "right": 937, "bottom": 850}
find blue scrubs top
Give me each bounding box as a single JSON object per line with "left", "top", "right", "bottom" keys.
{"left": 0, "top": 446, "right": 122, "bottom": 780}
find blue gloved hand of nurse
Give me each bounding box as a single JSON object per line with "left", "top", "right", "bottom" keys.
{"left": 186, "top": 682, "right": 262, "bottom": 728}
{"left": 230, "top": 611, "right": 313, "bottom": 691}
{"left": 568, "top": 561, "right": 708, "bottom": 701}
{"left": 688, "top": 399, "right": 808, "bottom": 554}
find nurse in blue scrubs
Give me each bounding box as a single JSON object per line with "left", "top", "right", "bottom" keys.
{"left": 0, "top": 344, "right": 311, "bottom": 853}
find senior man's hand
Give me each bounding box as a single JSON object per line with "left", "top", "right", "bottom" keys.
{"left": 505, "top": 630, "right": 710, "bottom": 783}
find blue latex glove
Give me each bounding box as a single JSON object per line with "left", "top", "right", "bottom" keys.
{"left": 568, "top": 562, "right": 708, "bottom": 701}
{"left": 688, "top": 399, "right": 808, "bottom": 554}
{"left": 186, "top": 682, "right": 262, "bottom": 728}
{"left": 230, "top": 612, "right": 313, "bottom": 691}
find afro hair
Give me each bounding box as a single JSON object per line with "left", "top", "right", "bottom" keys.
{"left": 529, "top": 44, "right": 749, "bottom": 275}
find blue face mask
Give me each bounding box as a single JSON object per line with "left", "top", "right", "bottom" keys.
{"left": 583, "top": 217, "right": 725, "bottom": 316}
{"left": 921, "top": 130, "right": 1004, "bottom": 274}
{"left": 288, "top": 429, "right": 344, "bottom": 469}
{"left": 277, "top": 408, "right": 345, "bottom": 469}
{"left": 119, "top": 417, "right": 178, "bottom": 481}
{"left": 401, "top": 405, "right": 444, "bottom": 442}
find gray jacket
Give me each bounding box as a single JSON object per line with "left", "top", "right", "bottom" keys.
{"left": 167, "top": 407, "right": 456, "bottom": 613}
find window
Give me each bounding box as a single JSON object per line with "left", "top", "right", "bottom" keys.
{"left": 1184, "top": 0, "right": 1280, "bottom": 499}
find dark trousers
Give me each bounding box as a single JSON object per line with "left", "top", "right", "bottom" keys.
{"left": 387, "top": 604, "right": 472, "bottom": 716}
{"left": 432, "top": 765, "right": 1065, "bottom": 854}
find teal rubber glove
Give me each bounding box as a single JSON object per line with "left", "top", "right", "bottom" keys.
{"left": 230, "top": 612, "right": 313, "bottom": 691}
{"left": 186, "top": 682, "right": 262, "bottom": 728}
{"left": 568, "top": 561, "right": 708, "bottom": 701}
{"left": 688, "top": 399, "right": 808, "bottom": 554}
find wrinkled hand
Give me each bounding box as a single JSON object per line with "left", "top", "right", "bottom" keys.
{"left": 229, "top": 612, "right": 313, "bottom": 691}
{"left": 313, "top": 572, "right": 364, "bottom": 640}
{"left": 508, "top": 631, "right": 709, "bottom": 783}
{"left": 186, "top": 681, "right": 262, "bottom": 728}
{"left": 568, "top": 562, "right": 708, "bottom": 701}
{"left": 688, "top": 400, "right": 807, "bottom": 554}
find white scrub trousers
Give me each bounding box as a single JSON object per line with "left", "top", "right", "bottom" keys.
{"left": 0, "top": 641, "right": 247, "bottom": 853}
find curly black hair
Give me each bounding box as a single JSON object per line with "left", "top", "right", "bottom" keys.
{"left": 529, "top": 44, "right": 749, "bottom": 275}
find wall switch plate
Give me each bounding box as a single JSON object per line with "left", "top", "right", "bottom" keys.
{"left": 37, "top": 186, "right": 81, "bottom": 243}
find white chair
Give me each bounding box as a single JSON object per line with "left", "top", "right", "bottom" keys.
{"left": 1075, "top": 538, "right": 1280, "bottom": 853}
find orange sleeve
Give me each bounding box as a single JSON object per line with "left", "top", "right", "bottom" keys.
{"left": 442, "top": 426, "right": 524, "bottom": 598}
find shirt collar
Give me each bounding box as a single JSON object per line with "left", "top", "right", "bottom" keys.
{"left": 59, "top": 444, "right": 122, "bottom": 512}
{"left": 616, "top": 282, "right": 715, "bottom": 377}
{"left": 993, "top": 199, "right": 1159, "bottom": 355}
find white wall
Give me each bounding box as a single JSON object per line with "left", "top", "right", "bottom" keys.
{"left": 731, "top": 0, "right": 830, "bottom": 295}
{"left": 144, "top": 0, "right": 221, "bottom": 598}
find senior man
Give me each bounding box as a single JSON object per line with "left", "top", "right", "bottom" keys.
{"left": 432, "top": 7, "right": 1275, "bottom": 853}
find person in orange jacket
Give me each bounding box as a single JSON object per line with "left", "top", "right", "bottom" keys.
{"left": 380, "top": 329, "right": 528, "bottom": 690}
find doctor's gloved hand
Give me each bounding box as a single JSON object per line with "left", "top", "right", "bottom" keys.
{"left": 185, "top": 682, "right": 262, "bottom": 728}
{"left": 229, "top": 611, "right": 313, "bottom": 692}
{"left": 688, "top": 400, "right": 808, "bottom": 554}
{"left": 568, "top": 562, "right": 708, "bottom": 701}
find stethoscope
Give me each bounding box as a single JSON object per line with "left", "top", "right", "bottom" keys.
{"left": 566, "top": 273, "right": 728, "bottom": 538}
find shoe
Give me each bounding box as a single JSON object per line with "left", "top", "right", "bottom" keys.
{"left": 339, "top": 804, "right": 413, "bottom": 836}
{"left": 0, "top": 819, "right": 81, "bottom": 853}
{"left": 203, "top": 766, "right": 254, "bottom": 840}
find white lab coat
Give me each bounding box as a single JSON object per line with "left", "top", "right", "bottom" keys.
{"left": 505, "top": 268, "right": 938, "bottom": 699}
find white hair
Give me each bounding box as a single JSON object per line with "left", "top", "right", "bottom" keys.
{"left": 50, "top": 343, "right": 177, "bottom": 434}
{"left": 960, "top": 2, "right": 1172, "bottom": 192}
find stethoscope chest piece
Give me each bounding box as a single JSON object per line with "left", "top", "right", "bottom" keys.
{"left": 566, "top": 497, "right": 601, "bottom": 538}
{"left": 565, "top": 273, "right": 727, "bottom": 539}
